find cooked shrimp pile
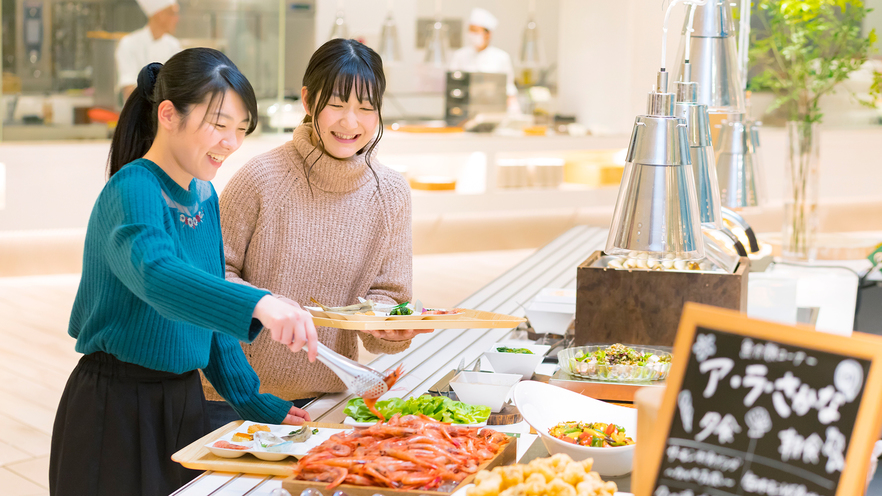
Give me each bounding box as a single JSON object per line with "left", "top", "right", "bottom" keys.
{"left": 292, "top": 413, "right": 510, "bottom": 490}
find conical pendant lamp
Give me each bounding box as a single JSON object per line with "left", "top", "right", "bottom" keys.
{"left": 606, "top": 71, "right": 705, "bottom": 261}
{"left": 379, "top": 1, "right": 401, "bottom": 62}
{"left": 674, "top": 76, "right": 723, "bottom": 229}
{"left": 716, "top": 112, "right": 764, "bottom": 208}
{"left": 329, "top": 9, "right": 349, "bottom": 40}
{"left": 672, "top": 0, "right": 745, "bottom": 114}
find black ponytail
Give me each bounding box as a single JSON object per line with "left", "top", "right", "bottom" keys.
{"left": 107, "top": 48, "right": 258, "bottom": 179}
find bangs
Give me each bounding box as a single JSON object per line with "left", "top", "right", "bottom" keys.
{"left": 328, "top": 60, "right": 382, "bottom": 108}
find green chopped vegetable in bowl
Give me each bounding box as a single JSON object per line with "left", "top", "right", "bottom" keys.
{"left": 344, "top": 395, "right": 491, "bottom": 424}
{"left": 496, "top": 346, "right": 534, "bottom": 354}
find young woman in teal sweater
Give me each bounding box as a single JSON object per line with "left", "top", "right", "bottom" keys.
{"left": 49, "top": 48, "right": 319, "bottom": 496}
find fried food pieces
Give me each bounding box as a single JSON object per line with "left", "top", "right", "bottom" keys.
{"left": 466, "top": 453, "right": 617, "bottom": 496}
{"left": 247, "top": 424, "right": 271, "bottom": 434}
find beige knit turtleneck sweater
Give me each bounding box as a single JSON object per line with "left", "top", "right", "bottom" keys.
{"left": 202, "top": 124, "right": 413, "bottom": 401}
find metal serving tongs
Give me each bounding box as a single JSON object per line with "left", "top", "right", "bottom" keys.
{"left": 315, "top": 342, "right": 389, "bottom": 398}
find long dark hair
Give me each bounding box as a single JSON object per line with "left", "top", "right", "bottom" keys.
{"left": 301, "top": 39, "right": 386, "bottom": 192}
{"left": 108, "top": 48, "right": 258, "bottom": 178}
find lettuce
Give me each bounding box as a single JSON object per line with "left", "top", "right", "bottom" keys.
{"left": 343, "top": 395, "right": 491, "bottom": 424}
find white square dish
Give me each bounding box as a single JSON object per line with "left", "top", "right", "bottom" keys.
{"left": 483, "top": 341, "right": 552, "bottom": 379}
{"left": 449, "top": 371, "right": 522, "bottom": 413}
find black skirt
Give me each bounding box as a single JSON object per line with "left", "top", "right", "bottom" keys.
{"left": 49, "top": 351, "right": 210, "bottom": 496}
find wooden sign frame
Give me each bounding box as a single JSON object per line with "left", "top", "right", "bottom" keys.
{"left": 635, "top": 303, "right": 882, "bottom": 496}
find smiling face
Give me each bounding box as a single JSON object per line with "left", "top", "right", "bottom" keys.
{"left": 302, "top": 85, "right": 379, "bottom": 160}
{"left": 165, "top": 89, "right": 250, "bottom": 184}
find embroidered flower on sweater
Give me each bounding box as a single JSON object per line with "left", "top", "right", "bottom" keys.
{"left": 179, "top": 211, "right": 204, "bottom": 229}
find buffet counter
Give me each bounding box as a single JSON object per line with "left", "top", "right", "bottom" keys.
{"left": 169, "top": 225, "right": 868, "bottom": 496}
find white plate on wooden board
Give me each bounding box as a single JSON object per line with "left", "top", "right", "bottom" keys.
{"left": 204, "top": 420, "right": 346, "bottom": 461}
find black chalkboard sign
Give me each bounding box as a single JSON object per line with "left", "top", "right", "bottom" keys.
{"left": 636, "top": 303, "right": 882, "bottom": 496}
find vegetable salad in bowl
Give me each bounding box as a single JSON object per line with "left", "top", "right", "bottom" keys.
{"left": 548, "top": 421, "right": 635, "bottom": 448}
{"left": 558, "top": 343, "right": 672, "bottom": 382}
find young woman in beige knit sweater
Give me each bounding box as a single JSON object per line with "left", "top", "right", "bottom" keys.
{"left": 203, "top": 39, "right": 431, "bottom": 429}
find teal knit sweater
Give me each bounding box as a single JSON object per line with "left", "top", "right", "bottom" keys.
{"left": 69, "top": 159, "right": 290, "bottom": 423}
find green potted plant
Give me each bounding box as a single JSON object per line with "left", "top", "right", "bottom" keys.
{"left": 750, "top": 0, "right": 881, "bottom": 260}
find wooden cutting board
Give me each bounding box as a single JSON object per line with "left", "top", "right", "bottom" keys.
{"left": 171, "top": 421, "right": 346, "bottom": 476}
{"left": 281, "top": 434, "right": 517, "bottom": 496}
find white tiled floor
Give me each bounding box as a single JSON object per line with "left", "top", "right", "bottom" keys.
{"left": 0, "top": 248, "right": 534, "bottom": 496}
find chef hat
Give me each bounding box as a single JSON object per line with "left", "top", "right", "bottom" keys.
{"left": 468, "top": 8, "right": 498, "bottom": 31}
{"left": 136, "top": 0, "right": 177, "bottom": 17}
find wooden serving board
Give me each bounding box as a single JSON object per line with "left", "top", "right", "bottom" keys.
{"left": 281, "top": 433, "right": 517, "bottom": 496}
{"left": 171, "top": 421, "right": 345, "bottom": 476}
{"left": 312, "top": 308, "right": 525, "bottom": 331}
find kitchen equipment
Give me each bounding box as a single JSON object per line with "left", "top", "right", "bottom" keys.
{"left": 716, "top": 113, "right": 764, "bottom": 209}
{"left": 605, "top": 70, "right": 705, "bottom": 261}
{"left": 675, "top": 77, "right": 723, "bottom": 229}
{"left": 671, "top": 0, "right": 745, "bottom": 114}
{"left": 444, "top": 71, "right": 507, "bottom": 127}
{"left": 378, "top": 3, "right": 400, "bottom": 63}
{"left": 315, "top": 342, "right": 388, "bottom": 399}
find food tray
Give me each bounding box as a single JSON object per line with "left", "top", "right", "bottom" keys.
{"left": 558, "top": 345, "right": 672, "bottom": 382}
{"left": 311, "top": 308, "right": 525, "bottom": 331}
{"left": 172, "top": 421, "right": 347, "bottom": 476}
{"left": 281, "top": 433, "right": 517, "bottom": 496}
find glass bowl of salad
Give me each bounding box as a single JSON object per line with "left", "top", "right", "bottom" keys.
{"left": 558, "top": 343, "right": 672, "bottom": 382}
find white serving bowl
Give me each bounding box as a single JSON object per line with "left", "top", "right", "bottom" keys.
{"left": 449, "top": 371, "right": 522, "bottom": 412}
{"left": 513, "top": 381, "right": 637, "bottom": 477}
{"left": 524, "top": 300, "right": 575, "bottom": 335}
{"left": 483, "top": 341, "right": 552, "bottom": 379}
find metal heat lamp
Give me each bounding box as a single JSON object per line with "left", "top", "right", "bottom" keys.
{"left": 674, "top": 70, "right": 723, "bottom": 229}
{"left": 605, "top": 70, "right": 705, "bottom": 262}
{"left": 672, "top": 0, "right": 745, "bottom": 114}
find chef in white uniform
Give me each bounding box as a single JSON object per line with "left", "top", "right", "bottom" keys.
{"left": 115, "top": 0, "right": 182, "bottom": 102}
{"left": 449, "top": 8, "right": 520, "bottom": 113}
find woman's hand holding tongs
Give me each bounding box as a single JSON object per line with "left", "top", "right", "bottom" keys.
{"left": 253, "top": 295, "right": 318, "bottom": 362}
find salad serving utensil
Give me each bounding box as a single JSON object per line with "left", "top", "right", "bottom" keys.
{"left": 316, "top": 342, "right": 389, "bottom": 398}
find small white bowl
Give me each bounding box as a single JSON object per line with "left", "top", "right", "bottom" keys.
{"left": 483, "top": 341, "right": 552, "bottom": 379}
{"left": 449, "top": 371, "right": 522, "bottom": 413}
{"left": 524, "top": 301, "right": 575, "bottom": 335}
{"left": 513, "top": 381, "right": 637, "bottom": 477}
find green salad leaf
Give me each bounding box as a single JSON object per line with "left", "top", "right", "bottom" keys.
{"left": 343, "top": 395, "right": 491, "bottom": 424}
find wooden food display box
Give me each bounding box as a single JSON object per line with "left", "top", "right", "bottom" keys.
{"left": 574, "top": 250, "right": 749, "bottom": 347}
{"left": 281, "top": 437, "right": 517, "bottom": 496}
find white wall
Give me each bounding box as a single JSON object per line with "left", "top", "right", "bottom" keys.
{"left": 558, "top": 0, "right": 686, "bottom": 135}
{"left": 313, "top": 0, "right": 559, "bottom": 72}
